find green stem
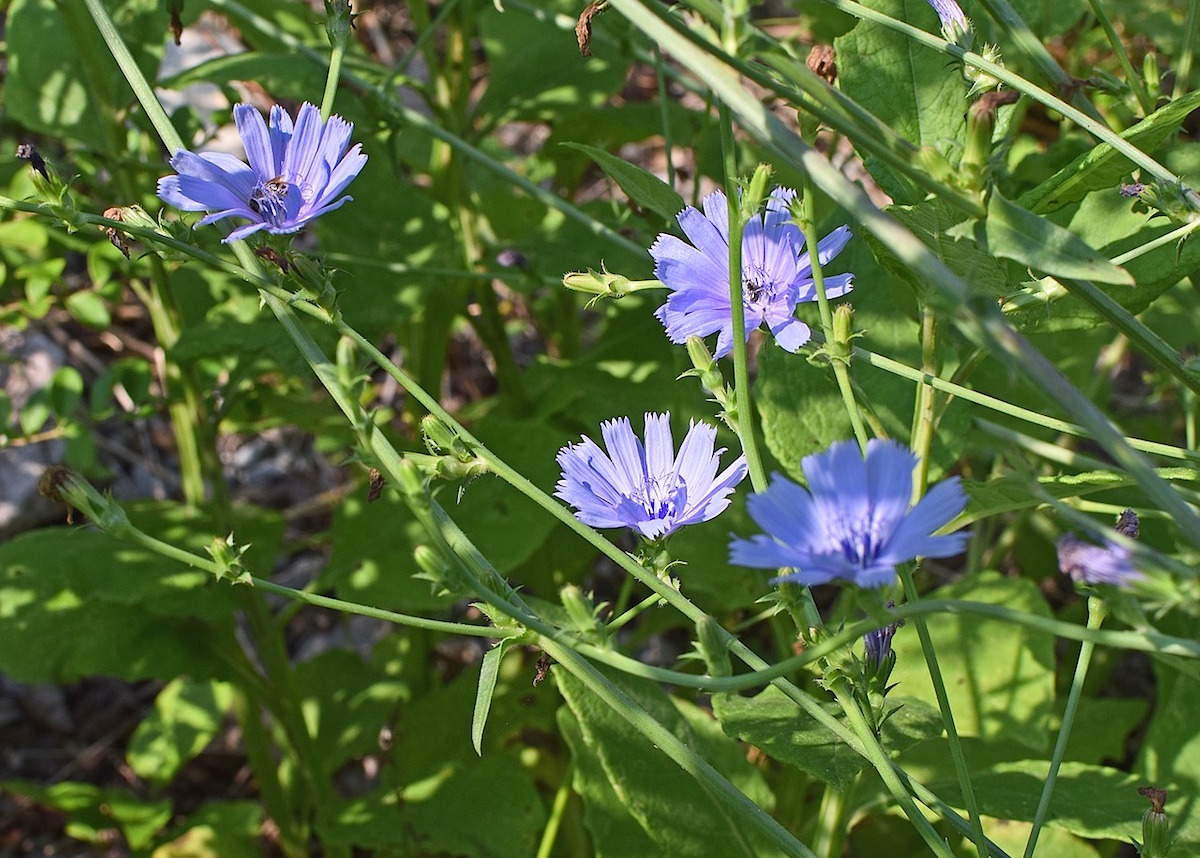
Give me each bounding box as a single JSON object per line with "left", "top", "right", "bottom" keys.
{"left": 829, "top": 678, "right": 957, "bottom": 858}
{"left": 1176, "top": 0, "right": 1200, "bottom": 99}
{"left": 796, "top": 175, "right": 869, "bottom": 452}
{"left": 535, "top": 759, "right": 575, "bottom": 858}
{"left": 1085, "top": 0, "right": 1154, "bottom": 115}
{"left": 231, "top": 687, "right": 306, "bottom": 857}
{"left": 320, "top": 37, "right": 346, "bottom": 120}
{"left": 910, "top": 304, "right": 939, "bottom": 502}
{"left": 1023, "top": 598, "right": 1107, "bottom": 858}
{"left": 810, "top": 773, "right": 857, "bottom": 858}
{"left": 717, "top": 104, "right": 767, "bottom": 493}
{"left": 607, "top": 591, "right": 666, "bottom": 633}
{"left": 654, "top": 46, "right": 677, "bottom": 189}
{"left": 898, "top": 566, "right": 990, "bottom": 857}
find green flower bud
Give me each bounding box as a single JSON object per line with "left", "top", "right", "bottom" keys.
{"left": 206, "top": 534, "right": 252, "bottom": 585}
{"left": 1137, "top": 786, "right": 1171, "bottom": 858}
{"left": 324, "top": 0, "right": 355, "bottom": 48}
{"left": 562, "top": 266, "right": 632, "bottom": 298}
{"left": 741, "top": 164, "right": 773, "bottom": 220}
{"left": 43, "top": 468, "right": 130, "bottom": 536}
{"left": 561, "top": 585, "right": 600, "bottom": 634}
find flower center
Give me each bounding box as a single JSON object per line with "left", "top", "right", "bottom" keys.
{"left": 742, "top": 263, "right": 784, "bottom": 311}
{"left": 831, "top": 512, "right": 882, "bottom": 567}
{"left": 248, "top": 176, "right": 290, "bottom": 225}
{"left": 634, "top": 474, "right": 678, "bottom": 521}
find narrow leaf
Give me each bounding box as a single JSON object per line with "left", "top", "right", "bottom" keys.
{"left": 471, "top": 639, "right": 513, "bottom": 755}
{"left": 977, "top": 191, "right": 1133, "bottom": 286}
{"left": 560, "top": 142, "right": 684, "bottom": 222}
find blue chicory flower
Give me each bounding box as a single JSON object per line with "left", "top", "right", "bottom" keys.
{"left": 555, "top": 412, "right": 748, "bottom": 540}
{"left": 1055, "top": 534, "right": 1140, "bottom": 586}
{"left": 157, "top": 102, "right": 367, "bottom": 243}
{"left": 729, "top": 439, "right": 967, "bottom": 588}
{"left": 928, "top": 0, "right": 972, "bottom": 45}
{"left": 651, "top": 188, "right": 853, "bottom": 359}
{"left": 863, "top": 612, "right": 902, "bottom": 672}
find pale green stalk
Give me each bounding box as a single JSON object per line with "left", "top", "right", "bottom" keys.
{"left": 1176, "top": 0, "right": 1200, "bottom": 99}
{"left": 1085, "top": 0, "right": 1153, "bottom": 114}
{"left": 898, "top": 566, "right": 990, "bottom": 857}
{"left": 828, "top": 679, "right": 957, "bottom": 858}
{"left": 718, "top": 104, "right": 767, "bottom": 492}
{"left": 535, "top": 761, "right": 575, "bottom": 858}
{"left": 320, "top": 42, "right": 345, "bottom": 120}
{"left": 797, "top": 177, "right": 869, "bottom": 452}
{"left": 1023, "top": 598, "right": 1108, "bottom": 858}
{"left": 909, "top": 305, "right": 938, "bottom": 501}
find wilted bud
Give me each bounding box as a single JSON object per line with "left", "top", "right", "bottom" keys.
{"left": 15, "top": 143, "right": 48, "bottom": 180}
{"left": 696, "top": 616, "right": 731, "bottom": 677}
{"left": 167, "top": 0, "right": 185, "bottom": 45}
{"left": 41, "top": 467, "right": 129, "bottom": 536}
{"left": 1116, "top": 508, "right": 1140, "bottom": 540}
{"left": 1134, "top": 180, "right": 1197, "bottom": 226}
{"left": 1137, "top": 786, "right": 1171, "bottom": 858}
{"left": 960, "top": 90, "right": 1018, "bottom": 192}
{"left": 806, "top": 45, "right": 837, "bottom": 85}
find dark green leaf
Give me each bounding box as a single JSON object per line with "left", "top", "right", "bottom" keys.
{"left": 560, "top": 142, "right": 685, "bottom": 223}
{"left": 976, "top": 190, "right": 1133, "bottom": 285}
{"left": 127, "top": 678, "right": 234, "bottom": 788}
{"left": 472, "top": 639, "right": 515, "bottom": 755}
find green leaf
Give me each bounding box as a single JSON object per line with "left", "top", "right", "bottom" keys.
{"left": 127, "top": 678, "right": 234, "bottom": 788}
{"left": 1019, "top": 90, "right": 1200, "bottom": 214}
{"left": 834, "top": 0, "right": 968, "bottom": 203}
{"left": 889, "top": 572, "right": 1056, "bottom": 746}
{"left": 975, "top": 190, "right": 1133, "bottom": 285}
{"left": 1, "top": 780, "right": 171, "bottom": 851}
{"left": 154, "top": 801, "right": 264, "bottom": 858}
{"left": 472, "top": 638, "right": 516, "bottom": 755}
{"left": 49, "top": 366, "right": 84, "bottom": 419}
{"left": 556, "top": 667, "right": 782, "bottom": 857}
{"left": 712, "top": 687, "right": 942, "bottom": 789}
{"left": 560, "top": 142, "right": 685, "bottom": 223}
{"left": 5, "top": 0, "right": 168, "bottom": 144}
{"left": 65, "top": 290, "right": 112, "bottom": 329}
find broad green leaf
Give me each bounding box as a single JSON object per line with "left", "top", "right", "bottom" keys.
{"left": 5, "top": 0, "right": 168, "bottom": 144}
{"left": 472, "top": 638, "right": 516, "bottom": 755}
{"left": 976, "top": 191, "right": 1133, "bottom": 285}
{"left": 1019, "top": 91, "right": 1200, "bottom": 214}
{"left": 152, "top": 801, "right": 263, "bottom": 858}
{"left": 560, "top": 142, "right": 685, "bottom": 223}
{"left": 0, "top": 504, "right": 281, "bottom": 682}
{"left": 65, "top": 290, "right": 112, "bottom": 329}
{"left": 476, "top": 0, "right": 627, "bottom": 126}
{"left": 559, "top": 709, "right": 660, "bottom": 856}
{"left": 2, "top": 780, "right": 172, "bottom": 851}
{"left": 890, "top": 572, "right": 1055, "bottom": 746}
{"left": 49, "top": 366, "right": 84, "bottom": 419}
{"left": 127, "top": 678, "right": 234, "bottom": 788}
{"left": 556, "top": 668, "right": 781, "bottom": 857}
{"left": 713, "top": 687, "right": 942, "bottom": 789}
{"left": 834, "top": 0, "right": 968, "bottom": 203}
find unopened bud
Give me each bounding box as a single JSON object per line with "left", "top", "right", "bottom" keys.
{"left": 560, "top": 585, "right": 599, "bottom": 634}
{"left": 563, "top": 266, "right": 632, "bottom": 298}
{"left": 742, "top": 164, "right": 773, "bottom": 219}
{"left": 206, "top": 533, "right": 252, "bottom": 585}
{"left": 324, "top": 0, "right": 355, "bottom": 48}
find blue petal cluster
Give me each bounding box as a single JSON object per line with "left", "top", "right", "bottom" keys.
{"left": 650, "top": 188, "right": 853, "bottom": 359}
{"left": 158, "top": 103, "right": 367, "bottom": 243}
{"left": 1056, "top": 534, "right": 1140, "bottom": 586}
{"left": 555, "top": 413, "right": 747, "bottom": 540}
{"left": 729, "top": 439, "right": 967, "bottom": 588}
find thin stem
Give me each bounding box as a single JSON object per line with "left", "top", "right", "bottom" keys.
{"left": 1085, "top": 0, "right": 1154, "bottom": 115}
{"left": 320, "top": 40, "right": 346, "bottom": 120}
{"left": 898, "top": 567, "right": 990, "bottom": 857}
{"left": 607, "top": 591, "right": 665, "bottom": 634}
{"left": 717, "top": 104, "right": 767, "bottom": 492}
{"left": 910, "top": 304, "right": 939, "bottom": 502}
{"left": 82, "top": 0, "right": 184, "bottom": 154}
{"left": 535, "top": 760, "right": 575, "bottom": 858}
{"left": 1023, "top": 598, "right": 1107, "bottom": 858}
{"left": 1176, "top": 0, "right": 1200, "bottom": 99}
{"left": 796, "top": 175, "right": 869, "bottom": 452}
{"left": 829, "top": 679, "right": 957, "bottom": 858}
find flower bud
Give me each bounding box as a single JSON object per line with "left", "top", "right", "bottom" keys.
{"left": 560, "top": 585, "right": 599, "bottom": 634}
{"left": 206, "top": 533, "right": 252, "bottom": 585}
{"left": 1137, "top": 786, "right": 1171, "bottom": 857}
{"left": 41, "top": 467, "right": 129, "bottom": 536}
{"left": 562, "top": 266, "right": 632, "bottom": 298}
{"left": 742, "top": 164, "right": 773, "bottom": 220}
{"left": 324, "top": 0, "right": 355, "bottom": 48}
